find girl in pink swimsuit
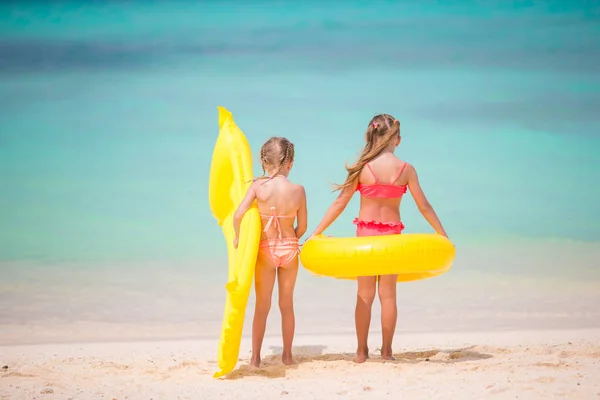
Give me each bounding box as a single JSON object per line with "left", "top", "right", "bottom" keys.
{"left": 233, "top": 137, "right": 307, "bottom": 367}
{"left": 309, "top": 114, "right": 447, "bottom": 363}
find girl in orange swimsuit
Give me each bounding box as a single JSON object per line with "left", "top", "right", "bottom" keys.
{"left": 309, "top": 114, "right": 448, "bottom": 363}
{"left": 233, "top": 137, "right": 307, "bottom": 368}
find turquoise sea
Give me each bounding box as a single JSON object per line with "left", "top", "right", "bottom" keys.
{"left": 1, "top": 1, "right": 599, "bottom": 345}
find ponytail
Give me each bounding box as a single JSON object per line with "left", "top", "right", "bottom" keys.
{"left": 332, "top": 115, "right": 399, "bottom": 192}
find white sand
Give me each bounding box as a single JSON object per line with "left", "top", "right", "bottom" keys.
{"left": 2, "top": 329, "right": 599, "bottom": 399}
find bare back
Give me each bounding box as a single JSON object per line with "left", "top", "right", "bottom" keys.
{"left": 254, "top": 176, "right": 304, "bottom": 240}
{"left": 357, "top": 153, "right": 409, "bottom": 223}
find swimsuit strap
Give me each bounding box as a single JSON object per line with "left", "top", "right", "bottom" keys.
{"left": 263, "top": 206, "right": 283, "bottom": 238}
{"left": 365, "top": 162, "right": 407, "bottom": 185}
{"left": 391, "top": 162, "right": 408, "bottom": 184}
{"left": 365, "top": 163, "right": 379, "bottom": 183}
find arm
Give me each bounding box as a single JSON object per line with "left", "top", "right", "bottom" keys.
{"left": 310, "top": 180, "right": 357, "bottom": 237}
{"left": 295, "top": 186, "right": 308, "bottom": 239}
{"left": 233, "top": 181, "right": 258, "bottom": 248}
{"left": 406, "top": 164, "right": 448, "bottom": 238}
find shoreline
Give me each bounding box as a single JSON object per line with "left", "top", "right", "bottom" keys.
{"left": 2, "top": 259, "right": 599, "bottom": 347}
{"left": 2, "top": 327, "right": 600, "bottom": 349}
{"left": 3, "top": 325, "right": 600, "bottom": 348}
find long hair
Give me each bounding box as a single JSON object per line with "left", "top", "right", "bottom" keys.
{"left": 333, "top": 114, "right": 400, "bottom": 192}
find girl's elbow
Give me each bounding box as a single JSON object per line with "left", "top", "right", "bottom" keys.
{"left": 333, "top": 201, "right": 348, "bottom": 214}
{"left": 418, "top": 201, "right": 433, "bottom": 214}
{"left": 233, "top": 211, "right": 244, "bottom": 222}
{"left": 296, "top": 225, "right": 307, "bottom": 238}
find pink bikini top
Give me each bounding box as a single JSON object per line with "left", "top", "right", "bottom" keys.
{"left": 260, "top": 206, "right": 296, "bottom": 238}
{"left": 356, "top": 162, "right": 408, "bottom": 199}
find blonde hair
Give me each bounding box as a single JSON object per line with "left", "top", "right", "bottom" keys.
{"left": 259, "top": 137, "right": 295, "bottom": 178}
{"left": 333, "top": 114, "right": 400, "bottom": 192}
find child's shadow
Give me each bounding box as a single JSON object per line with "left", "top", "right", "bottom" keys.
{"left": 393, "top": 346, "right": 493, "bottom": 364}
{"left": 226, "top": 344, "right": 340, "bottom": 379}
{"left": 226, "top": 344, "right": 492, "bottom": 380}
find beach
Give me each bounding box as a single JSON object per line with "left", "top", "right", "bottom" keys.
{"left": 2, "top": 329, "right": 600, "bottom": 399}
{"left": 2, "top": 1, "right": 600, "bottom": 398}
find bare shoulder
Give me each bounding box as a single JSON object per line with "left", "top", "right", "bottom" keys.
{"left": 396, "top": 160, "right": 415, "bottom": 182}
{"left": 285, "top": 181, "right": 304, "bottom": 201}
{"left": 403, "top": 161, "right": 415, "bottom": 172}
{"left": 403, "top": 162, "right": 419, "bottom": 180}
{"left": 292, "top": 182, "right": 306, "bottom": 196}
{"left": 396, "top": 156, "right": 413, "bottom": 169}
{"left": 250, "top": 177, "right": 267, "bottom": 190}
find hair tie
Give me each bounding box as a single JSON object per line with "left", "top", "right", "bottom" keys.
{"left": 373, "top": 122, "right": 378, "bottom": 128}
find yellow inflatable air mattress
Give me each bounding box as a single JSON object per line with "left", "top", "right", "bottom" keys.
{"left": 300, "top": 233, "right": 455, "bottom": 282}
{"left": 209, "top": 106, "right": 261, "bottom": 378}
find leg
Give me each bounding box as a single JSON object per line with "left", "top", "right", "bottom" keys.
{"left": 355, "top": 276, "right": 377, "bottom": 363}
{"left": 277, "top": 256, "right": 299, "bottom": 365}
{"left": 250, "top": 252, "right": 277, "bottom": 367}
{"left": 378, "top": 274, "right": 398, "bottom": 360}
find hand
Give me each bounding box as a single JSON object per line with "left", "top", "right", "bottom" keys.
{"left": 306, "top": 232, "right": 320, "bottom": 241}
{"left": 305, "top": 232, "right": 330, "bottom": 244}
{"left": 233, "top": 237, "right": 239, "bottom": 249}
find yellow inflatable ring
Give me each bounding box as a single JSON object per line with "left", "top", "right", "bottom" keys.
{"left": 209, "top": 106, "right": 261, "bottom": 378}
{"left": 300, "top": 233, "right": 455, "bottom": 282}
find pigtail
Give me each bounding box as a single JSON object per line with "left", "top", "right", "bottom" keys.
{"left": 259, "top": 146, "right": 267, "bottom": 178}
{"left": 272, "top": 141, "right": 292, "bottom": 178}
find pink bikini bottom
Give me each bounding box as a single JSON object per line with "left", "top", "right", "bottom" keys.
{"left": 353, "top": 218, "right": 405, "bottom": 237}
{"left": 258, "top": 237, "right": 299, "bottom": 268}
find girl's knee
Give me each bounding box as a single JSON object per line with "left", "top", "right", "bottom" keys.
{"left": 357, "top": 289, "right": 376, "bottom": 305}
{"left": 278, "top": 300, "right": 294, "bottom": 314}
{"left": 256, "top": 296, "right": 272, "bottom": 313}
{"left": 378, "top": 283, "right": 396, "bottom": 301}
{"left": 278, "top": 294, "right": 294, "bottom": 311}
{"left": 357, "top": 277, "right": 377, "bottom": 305}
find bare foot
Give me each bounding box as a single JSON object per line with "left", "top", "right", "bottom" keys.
{"left": 282, "top": 352, "right": 294, "bottom": 365}
{"left": 381, "top": 354, "right": 396, "bottom": 361}
{"left": 355, "top": 351, "right": 369, "bottom": 364}
{"left": 249, "top": 356, "right": 261, "bottom": 367}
